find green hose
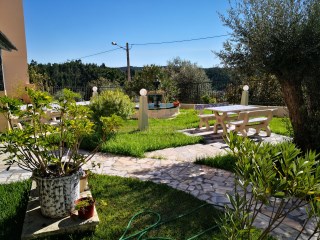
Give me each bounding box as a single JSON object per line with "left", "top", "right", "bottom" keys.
{"left": 119, "top": 203, "right": 219, "bottom": 240}
{"left": 119, "top": 210, "right": 161, "bottom": 240}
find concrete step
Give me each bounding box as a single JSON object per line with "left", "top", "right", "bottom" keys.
{"left": 21, "top": 182, "right": 99, "bottom": 240}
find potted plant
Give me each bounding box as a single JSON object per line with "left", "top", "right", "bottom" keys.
{"left": 75, "top": 196, "right": 95, "bottom": 220}
{"left": 173, "top": 99, "right": 180, "bottom": 107}
{"left": 0, "top": 88, "right": 121, "bottom": 218}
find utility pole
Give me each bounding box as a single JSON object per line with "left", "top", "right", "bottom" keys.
{"left": 126, "top": 42, "right": 131, "bottom": 81}
{"left": 112, "top": 41, "right": 131, "bottom": 81}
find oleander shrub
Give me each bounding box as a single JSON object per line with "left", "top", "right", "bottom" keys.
{"left": 90, "top": 89, "right": 134, "bottom": 123}
{"left": 219, "top": 132, "right": 320, "bottom": 240}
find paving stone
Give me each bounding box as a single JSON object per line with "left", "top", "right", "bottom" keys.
{"left": 190, "top": 190, "right": 200, "bottom": 197}
{"left": 187, "top": 185, "right": 195, "bottom": 191}
{"left": 198, "top": 194, "right": 210, "bottom": 201}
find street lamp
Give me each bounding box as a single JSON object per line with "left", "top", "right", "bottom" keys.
{"left": 111, "top": 42, "right": 131, "bottom": 82}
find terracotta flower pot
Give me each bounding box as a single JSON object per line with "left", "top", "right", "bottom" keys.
{"left": 75, "top": 197, "right": 95, "bottom": 220}
{"left": 173, "top": 101, "right": 180, "bottom": 107}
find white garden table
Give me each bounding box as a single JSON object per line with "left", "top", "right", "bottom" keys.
{"left": 205, "top": 105, "right": 258, "bottom": 135}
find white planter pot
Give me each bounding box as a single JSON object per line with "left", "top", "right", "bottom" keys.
{"left": 34, "top": 171, "right": 80, "bottom": 218}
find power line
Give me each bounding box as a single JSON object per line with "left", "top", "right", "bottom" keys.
{"left": 131, "top": 34, "right": 230, "bottom": 46}
{"left": 70, "top": 47, "right": 122, "bottom": 61}
{"left": 69, "top": 34, "right": 230, "bottom": 62}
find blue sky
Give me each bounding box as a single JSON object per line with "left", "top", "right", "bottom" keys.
{"left": 23, "top": 0, "right": 231, "bottom": 68}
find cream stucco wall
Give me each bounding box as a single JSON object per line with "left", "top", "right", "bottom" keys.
{"left": 0, "top": 0, "right": 29, "bottom": 98}
{"left": 0, "top": 0, "right": 29, "bottom": 131}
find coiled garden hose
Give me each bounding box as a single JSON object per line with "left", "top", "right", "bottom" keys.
{"left": 119, "top": 203, "right": 219, "bottom": 240}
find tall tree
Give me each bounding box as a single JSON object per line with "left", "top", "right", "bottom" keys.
{"left": 218, "top": 0, "right": 320, "bottom": 151}
{"left": 166, "top": 57, "right": 210, "bottom": 103}
{"left": 125, "top": 64, "right": 179, "bottom": 102}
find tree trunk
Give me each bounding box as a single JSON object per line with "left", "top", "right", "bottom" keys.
{"left": 279, "top": 80, "right": 316, "bottom": 151}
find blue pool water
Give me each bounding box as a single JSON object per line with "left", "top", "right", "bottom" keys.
{"left": 135, "top": 103, "right": 175, "bottom": 109}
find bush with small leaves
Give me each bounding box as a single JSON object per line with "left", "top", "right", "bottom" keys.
{"left": 89, "top": 89, "right": 134, "bottom": 124}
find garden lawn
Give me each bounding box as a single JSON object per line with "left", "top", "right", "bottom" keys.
{"left": 87, "top": 175, "right": 223, "bottom": 240}
{"left": 269, "top": 117, "right": 292, "bottom": 136}
{"left": 83, "top": 110, "right": 289, "bottom": 158}
{"left": 0, "top": 175, "right": 224, "bottom": 240}
{"left": 195, "top": 154, "right": 237, "bottom": 172}
{"left": 99, "top": 109, "right": 203, "bottom": 157}
{"left": 0, "top": 180, "right": 31, "bottom": 240}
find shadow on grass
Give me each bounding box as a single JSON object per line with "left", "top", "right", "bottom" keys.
{"left": 88, "top": 174, "right": 223, "bottom": 240}
{"left": 0, "top": 180, "right": 31, "bottom": 240}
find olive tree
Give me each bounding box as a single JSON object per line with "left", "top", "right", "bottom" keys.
{"left": 166, "top": 57, "right": 210, "bottom": 103}
{"left": 218, "top": 0, "right": 320, "bottom": 151}
{"left": 125, "top": 64, "right": 179, "bottom": 102}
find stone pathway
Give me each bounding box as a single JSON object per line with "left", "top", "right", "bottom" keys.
{"left": 0, "top": 129, "right": 318, "bottom": 239}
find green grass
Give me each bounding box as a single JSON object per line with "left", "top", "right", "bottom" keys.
{"left": 0, "top": 180, "right": 31, "bottom": 240}
{"left": 195, "top": 154, "right": 237, "bottom": 172}
{"left": 82, "top": 110, "right": 290, "bottom": 157}
{"left": 1, "top": 175, "right": 224, "bottom": 240}
{"left": 269, "top": 117, "right": 292, "bottom": 136}
{"left": 86, "top": 175, "right": 223, "bottom": 239}
{"left": 99, "top": 109, "right": 203, "bottom": 157}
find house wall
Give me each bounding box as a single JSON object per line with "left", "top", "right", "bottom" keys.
{"left": 0, "top": 0, "right": 29, "bottom": 98}
{"left": 0, "top": 0, "right": 29, "bottom": 131}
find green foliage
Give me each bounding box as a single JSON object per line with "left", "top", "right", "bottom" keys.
{"left": 89, "top": 89, "right": 134, "bottom": 123}
{"left": 219, "top": 132, "right": 320, "bottom": 239}
{"left": 74, "top": 197, "right": 94, "bottom": 210}
{"left": 125, "top": 64, "right": 162, "bottom": 96}
{"left": 166, "top": 57, "right": 210, "bottom": 103}
{"left": 204, "top": 67, "right": 230, "bottom": 86}
{"left": 224, "top": 74, "right": 284, "bottom": 106}
{"left": 0, "top": 89, "right": 120, "bottom": 177}
{"left": 28, "top": 60, "right": 125, "bottom": 89}
{"left": 53, "top": 89, "right": 82, "bottom": 102}
{"left": 201, "top": 94, "right": 217, "bottom": 104}
{"left": 247, "top": 75, "right": 284, "bottom": 106}
{"left": 218, "top": 0, "right": 320, "bottom": 151}
{"left": 166, "top": 57, "right": 209, "bottom": 84}
{"left": 125, "top": 64, "right": 179, "bottom": 102}
{"left": 0, "top": 180, "right": 31, "bottom": 240}
{"left": 88, "top": 76, "right": 120, "bottom": 90}
{"left": 28, "top": 63, "right": 51, "bottom": 91}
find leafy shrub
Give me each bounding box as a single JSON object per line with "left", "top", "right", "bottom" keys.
{"left": 54, "top": 89, "right": 83, "bottom": 101}
{"left": 201, "top": 94, "right": 217, "bottom": 104}
{"left": 90, "top": 89, "right": 134, "bottom": 122}
{"left": 219, "top": 132, "right": 320, "bottom": 240}
{"left": 124, "top": 64, "right": 179, "bottom": 102}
